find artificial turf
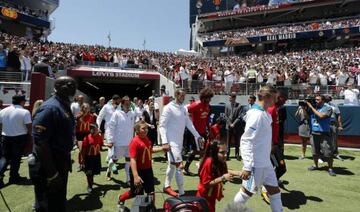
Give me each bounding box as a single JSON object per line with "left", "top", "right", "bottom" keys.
{"left": 0, "top": 146, "right": 359, "bottom": 212}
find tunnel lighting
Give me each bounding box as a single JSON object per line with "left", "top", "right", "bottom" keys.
{"left": 85, "top": 82, "right": 99, "bottom": 90}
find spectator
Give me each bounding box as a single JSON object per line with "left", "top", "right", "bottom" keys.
{"left": 343, "top": 83, "right": 359, "bottom": 106}
{"left": 0, "top": 44, "right": 7, "bottom": 71}
{"left": 6, "top": 46, "right": 21, "bottom": 72}
{"left": 19, "top": 49, "right": 32, "bottom": 81}
{"left": 32, "top": 99, "right": 44, "bottom": 117}
{"left": 295, "top": 103, "right": 310, "bottom": 159}
{"left": 224, "top": 69, "right": 234, "bottom": 94}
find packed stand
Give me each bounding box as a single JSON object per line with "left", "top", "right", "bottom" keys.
{"left": 199, "top": 18, "right": 360, "bottom": 41}
{"left": 1, "top": 32, "right": 359, "bottom": 97}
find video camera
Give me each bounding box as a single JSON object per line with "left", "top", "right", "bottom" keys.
{"left": 298, "top": 95, "right": 316, "bottom": 107}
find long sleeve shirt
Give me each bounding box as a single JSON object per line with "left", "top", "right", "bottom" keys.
{"left": 107, "top": 110, "right": 136, "bottom": 146}
{"left": 159, "top": 101, "right": 201, "bottom": 150}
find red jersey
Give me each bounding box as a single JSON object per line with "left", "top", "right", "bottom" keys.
{"left": 129, "top": 135, "right": 152, "bottom": 170}
{"left": 82, "top": 133, "right": 103, "bottom": 156}
{"left": 187, "top": 101, "right": 210, "bottom": 135}
{"left": 76, "top": 113, "right": 95, "bottom": 133}
{"left": 210, "top": 124, "right": 221, "bottom": 140}
{"left": 267, "top": 105, "right": 279, "bottom": 145}
{"left": 197, "top": 158, "right": 227, "bottom": 202}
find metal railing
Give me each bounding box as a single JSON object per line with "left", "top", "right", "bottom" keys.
{"left": 0, "top": 72, "right": 23, "bottom": 82}
{"left": 178, "top": 80, "right": 359, "bottom": 99}
{"left": 78, "top": 61, "right": 152, "bottom": 70}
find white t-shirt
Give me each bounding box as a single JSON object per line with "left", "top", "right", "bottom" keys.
{"left": 224, "top": 70, "right": 234, "bottom": 83}
{"left": 70, "top": 102, "right": 81, "bottom": 116}
{"left": 0, "top": 105, "right": 32, "bottom": 136}
{"left": 179, "top": 66, "right": 189, "bottom": 80}
{"left": 344, "top": 89, "right": 359, "bottom": 106}
{"left": 267, "top": 72, "right": 276, "bottom": 85}
{"left": 240, "top": 106, "right": 272, "bottom": 171}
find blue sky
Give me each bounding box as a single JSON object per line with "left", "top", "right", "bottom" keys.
{"left": 48, "top": 0, "right": 190, "bottom": 52}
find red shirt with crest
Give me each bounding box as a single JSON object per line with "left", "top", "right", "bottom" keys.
{"left": 129, "top": 135, "right": 152, "bottom": 170}
{"left": 187, "top": 101, "right": 210, "bottom": 135}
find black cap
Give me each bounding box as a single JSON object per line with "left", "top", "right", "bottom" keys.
{"left": 112, "top": 94, "right": 120, "bottom": 100}
{"left": 12, "top": 95, "right": 26, "bottom": 104}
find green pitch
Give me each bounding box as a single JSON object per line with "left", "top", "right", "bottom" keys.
{"left": 1, "top": 146, "right": 360, "bottom": 211}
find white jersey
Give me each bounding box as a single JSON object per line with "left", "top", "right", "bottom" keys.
{"left": 240, "top": 105, "right": 273, "bottom": 171}
{"left": 96, "top": 104, "right": 117, "bottom": 136}
{"left": 107, "top": 110, "right": 136, "bottom": 146}
{"left": 159, "top": 101, "right": 200, "bottom": 149}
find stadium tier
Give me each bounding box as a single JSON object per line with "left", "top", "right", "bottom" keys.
{"left": 0, "top": 0, "right": 58, "bottom": 40}
{"left": 191, "top": 0, "right": 360, "bottom": 54}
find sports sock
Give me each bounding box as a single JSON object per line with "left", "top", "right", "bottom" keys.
{"left": 86, "top": 175, "right": 94, "bottom": 188}
{"left": 125, "top": 162, "right": 130, "bottom": 182}
{"left": 234, "top": 190, "right": 251, "bottom": 203}
{"left": 119, "top": 191, "right": 133, "bottom": 202}
{"left": 165, "top": 164, "right": 176, "bottom": 188}
{"left": 175, "top": 168, "right": 184, "bottom": 195}
{"left": 269, "top": 193, "right": 283, "bottom": 212}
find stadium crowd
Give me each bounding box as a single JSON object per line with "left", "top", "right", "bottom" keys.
{"left": 199, "top": 18, "right": 360, "bottom": 41}
{"left": 0, "top": 32, "right": 359, "bottom": 94}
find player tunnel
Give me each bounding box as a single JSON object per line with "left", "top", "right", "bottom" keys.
{"left": 67, "top": 66, "right": 160, "bottom": 102}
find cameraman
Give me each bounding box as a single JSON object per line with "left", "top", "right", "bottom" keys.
{"left": 307, "top": 95, "right": 336, "bottom": 176}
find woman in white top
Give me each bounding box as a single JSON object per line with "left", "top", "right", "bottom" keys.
{"left": 20, "top": 50, "right": 32, "bottom": 81}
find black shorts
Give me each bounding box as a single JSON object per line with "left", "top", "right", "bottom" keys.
{"left": 130, "top": 168, "right": 155, "bottom": 195}
{"left": 84, "top": 155, "right": 101, "bottom": 175}
{"left": 76, "top": 132, "right": 88, "bottom": 141}
{"left": 310, "top": 132, "right": 334, "bottom": 158}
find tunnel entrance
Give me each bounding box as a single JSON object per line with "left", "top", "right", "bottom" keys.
{"left": 67, "top": 66, "right": 160, "bottom": 102}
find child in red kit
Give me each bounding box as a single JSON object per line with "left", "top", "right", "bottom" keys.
{"left": 118, "top": 120, "right": 169, "bottom": 211}
{"left": 197, "top": 142, "right": 233, "bottom": 212}
{"left": 79, "top": 123, "right": 105, "bottom": 193}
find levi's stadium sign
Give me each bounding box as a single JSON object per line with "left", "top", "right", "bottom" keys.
{"left": 91, "top": 71, "right": 140, "bottom": 78}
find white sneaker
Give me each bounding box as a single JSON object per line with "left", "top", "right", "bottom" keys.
{"left": 196, "top": 162, "right": 200, "bottom": 170}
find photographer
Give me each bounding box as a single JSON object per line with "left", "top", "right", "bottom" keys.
{"left": 306, "top": 95, "right": 336, "bottom": 176}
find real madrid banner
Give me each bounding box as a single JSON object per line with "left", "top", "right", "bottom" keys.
{"left": 202, "top": 26, "right": 360, "bottom": 47}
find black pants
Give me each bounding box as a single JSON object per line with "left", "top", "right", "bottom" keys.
{"left": 0, "top": 134, "right": 27, "bottom": 179}
{"left": 30, "top": 151, "right": 71, "bottom": 212}
{"left": 227, "top": 129, "right": 242, "bottom": 159}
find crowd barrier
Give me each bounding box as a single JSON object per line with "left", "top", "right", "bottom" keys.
{"left": 180, "top": 80, "right": 359, "bottom": 99}
{"left": 210, "top": 104, "right": 360, "bottom": 148}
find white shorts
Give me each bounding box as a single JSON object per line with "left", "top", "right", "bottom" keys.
{"left": 242, "top": 167, "right": 278, "bottom": 194}
{"left": 167, "top": 146, "right": 183, "bottom": 163}
{"left": 110, "top": 146, "right": 129, "bottom": 161}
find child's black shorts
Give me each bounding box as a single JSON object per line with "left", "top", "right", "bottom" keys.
{"left": 130, "top": 168, "right": 155, "bottom": 195}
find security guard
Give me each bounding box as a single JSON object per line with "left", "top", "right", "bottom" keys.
{"left": 29, "top": 76, "right": 76, "bottom": 211}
